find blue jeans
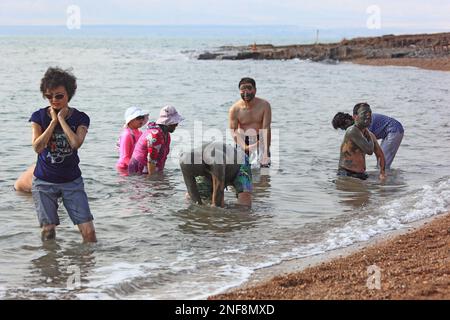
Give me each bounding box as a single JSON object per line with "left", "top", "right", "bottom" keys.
{"left": 380, "top": 131, "right": 404, "bottom": 169}
{"left": 32, "top": 176, "right": 93, "bottom": 226}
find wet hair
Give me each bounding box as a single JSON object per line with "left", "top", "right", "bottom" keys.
{"left": 40, "top": 67, "right": 77, "bottom": 101}
{"left": 238, "top": 77, "right": 256, "bottom": 89}
{"left": 332, "top": 112, "right": 354, "bottom": 130}
{"left": 353, "top": 102, "right": 370, "bottom": 115}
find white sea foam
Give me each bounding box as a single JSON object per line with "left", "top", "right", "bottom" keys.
{"left": 284, "top": 178, "right": 450, "bottom": 260}
{"left": 195, "top": 265, "right": 255, "bottom": 299}
{"left": 85, "top": 262, "right": 159, "bottom": 289}
{"left": 76, "top": 292, "right": 115, "bottom": 300}
{"left": 198, "top": 178, "right": 450, "bottom": 299}
{"left": 136, "top": 176, "right": 450, "bottom": 299}
{"left": 30, "top": 287, "right": 69, "bottom": 293}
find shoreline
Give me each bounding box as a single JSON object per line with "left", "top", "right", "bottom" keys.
{"left": 351, "top": 57, "right": 450, "bottom": 72}
{"left": 198, "top": 32, "right": 450, "bottom": 72}
{"left": 209, "top": 212, "right": 450, "bottom": 300}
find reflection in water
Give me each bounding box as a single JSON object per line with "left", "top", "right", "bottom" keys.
{"left": 252, "top": 170, "right": 272, "bottom": 198}
{"left": 334, "top": 176, "right": 371, "bottom": 209}
{"left": 175, "top": 170, "right": 272, "bottom": 235}
{"left": 380, "top": 169, "right": 408, "bottom": 190}
{"left": 334, "top": 169, "right": 408, "bottom": 210}
{"left": 28, "top": 241, "right": 96, "bottom": 297}
{"left": 114, "top": 172, "right": 177, "bottom": 215}
{"left": 116, "top": 167, "right": 128, "bottom": 177}
{"left": 176, "top": 205, "right": 259, "bottom": 235}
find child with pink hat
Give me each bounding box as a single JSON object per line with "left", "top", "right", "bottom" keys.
{"left": 128, "top": 105, "right": 184, "bottom": 175}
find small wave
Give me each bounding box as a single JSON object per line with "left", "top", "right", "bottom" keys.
{"left": 0, "top": 231, "right": 30, "bottom": 241}
{"left": 315, "top": 177, "right": 449, "bottom": 252}
{"left": 196, "top": 264, "right": 255, "bottom": 299}
{"left": 85, "top": 262, "right": 159, "bottom": 290}
{"left": 269, "top": 177, "right": 450, "bottom": 270}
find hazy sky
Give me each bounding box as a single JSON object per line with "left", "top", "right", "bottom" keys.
{"left": 1, "top": 0, "right": 449, "bottom": 30}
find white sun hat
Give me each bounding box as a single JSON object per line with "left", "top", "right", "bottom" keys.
{"left": 124, "top": 106, "right": 149, "bottom": 125}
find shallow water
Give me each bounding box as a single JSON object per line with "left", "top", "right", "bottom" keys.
{"left": 0, "top": 28, "right": 450, "bottom": 299}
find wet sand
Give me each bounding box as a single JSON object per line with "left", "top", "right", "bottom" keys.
{"left": 209, "top": 213, "right": 449, "bottom": 300}
{"left": 352, "top": 57, "right": 450, "bottom": 72}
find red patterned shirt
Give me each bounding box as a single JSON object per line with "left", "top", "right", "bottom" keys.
{"left": 130, "top": 122, "right": 171, "bottom": 172}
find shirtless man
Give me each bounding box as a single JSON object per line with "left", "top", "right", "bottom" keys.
{"left": 229, "top": 77, "right": 272, "bottom": 167}
{"left": 332, "top": 111, "right": 403, "bottom": 169}
{"left": 338, "top": 103, "right": 386, "bottom": 180}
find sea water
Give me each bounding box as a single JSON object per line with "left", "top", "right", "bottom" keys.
{"left": 0, "top": 26, "right": 449, "bottom": 299}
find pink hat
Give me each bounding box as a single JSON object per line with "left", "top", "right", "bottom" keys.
{"left": 156, "top": 105, "right": 184, "bottom": 125}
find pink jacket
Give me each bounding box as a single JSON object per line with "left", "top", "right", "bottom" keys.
{"left": 116, "top": 128, "right": 142, "bottom": 169}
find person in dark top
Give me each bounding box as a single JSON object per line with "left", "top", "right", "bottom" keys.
{"left": 29, "top": 67, "right": 96, "bottom": 242}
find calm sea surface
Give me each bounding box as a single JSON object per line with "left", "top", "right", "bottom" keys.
{"left": 0, "top": 26, "right": 449, "bottom": 299}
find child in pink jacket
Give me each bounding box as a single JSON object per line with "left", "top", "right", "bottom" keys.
{"left": 116, "top": 106, "right": 148, "bottom": 171}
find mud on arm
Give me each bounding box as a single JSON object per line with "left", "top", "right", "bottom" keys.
{"left": 371, "top": 132, "right": 386, "bottom": 179}
{"left": 348, "top": 126, "right": 374, "bottom": 155}
{"left": 180, "top": 164, "right": 202, "bottom": 204}
{"left": 210, "top": 164, "right": 225, "bottom": 208}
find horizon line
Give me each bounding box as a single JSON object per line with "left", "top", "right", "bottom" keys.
{"left": 1, "top": 24, "right": 448, "bottom": 30}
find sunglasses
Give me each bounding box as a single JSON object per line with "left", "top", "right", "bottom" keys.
{"left": 44, "top": 93, "right": 65, "bottom": 100}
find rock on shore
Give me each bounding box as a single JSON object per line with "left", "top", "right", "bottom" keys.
{"left": 198, "top": 32, "right": 450, "bottom": 69}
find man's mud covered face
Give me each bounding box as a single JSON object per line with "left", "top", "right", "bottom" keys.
{"left": 355, "top": 105, "right": 372, "bottom": 128}
{"left": 240, "top": 84, "right": 256, "bottom": 102}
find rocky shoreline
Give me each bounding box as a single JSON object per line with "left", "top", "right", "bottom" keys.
{"left": 209, "top": 213, "right": 450, "bottom": 300}
{"left": 198, "top": 32, "right": 450, "bottom": 71}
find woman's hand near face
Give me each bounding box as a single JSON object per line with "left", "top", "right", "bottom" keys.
{"left": 49, "top": 107, "right": 59, "bottom": 123}
{"left": 57, "top": 106, "right": 69, "bottom": 122}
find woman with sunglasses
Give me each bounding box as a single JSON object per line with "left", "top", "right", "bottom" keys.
{"left": 116, "top": 106, "right": 148, "bottom": 173}
{"left": 28, "top": 67, "right": 97, "bottom": 243}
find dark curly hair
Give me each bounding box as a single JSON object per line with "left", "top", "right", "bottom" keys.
{"left": 332, "top": 112, "right": 354, "bottom": 130}
{"left": 40, "top": 67, "right": 77, "bottom": 101}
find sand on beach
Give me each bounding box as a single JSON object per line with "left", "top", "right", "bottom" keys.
{"left": 352, "top": 57, "right": 450, "bottom": 72}
{"left": 209, "top": 213, "right": 450, "bottom": 300}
